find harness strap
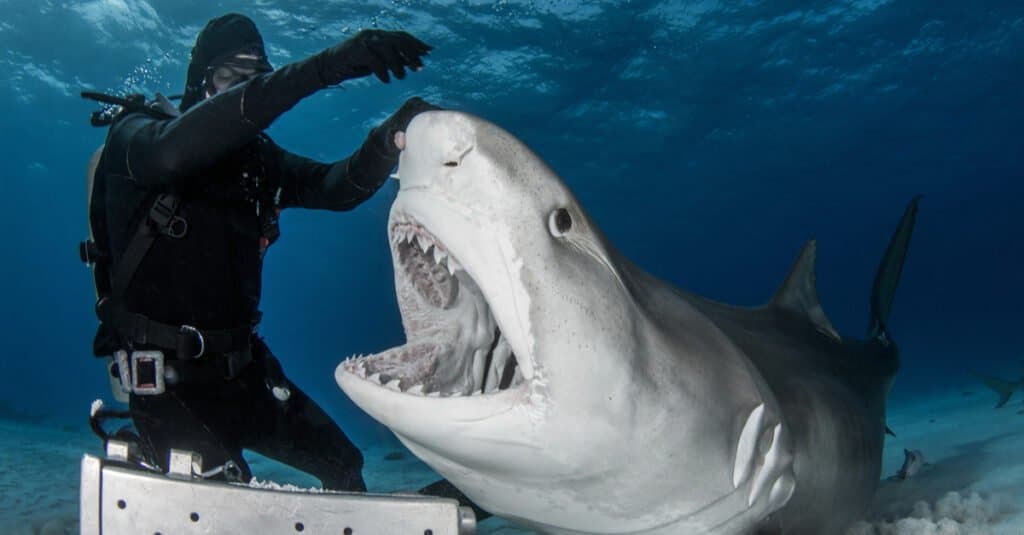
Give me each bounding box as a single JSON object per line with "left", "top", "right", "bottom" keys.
{"left": 112, "top": 193, "right": 186, "bottom": 298}
{"left": 164, "top": 344, "right": 257, "bottom": 385}
{"left": 100, "top": 301, "right": 254, "bottom": 359}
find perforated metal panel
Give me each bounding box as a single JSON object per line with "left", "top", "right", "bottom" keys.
{"left": 79, "top": 453, "right": 476, "bottom": 535}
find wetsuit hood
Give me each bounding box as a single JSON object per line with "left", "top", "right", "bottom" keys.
{"left": 181, "top": 13, "right": 272, "bottom": 112}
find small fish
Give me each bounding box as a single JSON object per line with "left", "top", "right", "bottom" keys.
{"left": 893, "top": 449, "right": 927, "bottom": 480}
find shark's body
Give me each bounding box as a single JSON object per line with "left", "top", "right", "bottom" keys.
{"left": 973, "top": 373, "right": 1024, "bottom": 408}
{"left": 337, "top": 111, "right": 919, "bottom": 534}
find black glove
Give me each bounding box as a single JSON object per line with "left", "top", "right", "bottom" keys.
{"left": 346, "top": 97, "right": 441, "bottom": 195}
{"left": 373, "top": 97, "right": 443, "bottom": 155}
{"left": 315, "top": 29, "right": 432, "bottom": 86}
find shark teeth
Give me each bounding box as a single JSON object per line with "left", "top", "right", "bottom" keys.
{"left": 447, "top": 257, "right": 461, "bottom": 275}
{"left": 347, "top": 215, "right": 527, "bottom": 400}
{"left": 342, "top": 355, "right": 370, "bottom": 378}
{"left": 343, "top": 355, "right": 437, "bottom": 396}
{"left": 390, "top": 221, "right": 463, "bottom": 276}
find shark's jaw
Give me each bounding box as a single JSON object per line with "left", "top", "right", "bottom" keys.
{"left": 338, "top": 210, "right": 530, "bottom": 400}
{"left": 336, "top": 190, "right": 552, "bottom": 481}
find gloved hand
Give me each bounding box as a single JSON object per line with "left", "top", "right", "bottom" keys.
{"left": 374, "top": 97, "right": 443, "bottom": 155}
{"left": 315, "top": 29, "right": 432, "bottom": 86}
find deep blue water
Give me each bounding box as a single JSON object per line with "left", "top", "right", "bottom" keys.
{"left": 0, "top": 0, "right": 1021, "bottom": 451}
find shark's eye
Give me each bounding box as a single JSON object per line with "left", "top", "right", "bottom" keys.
{"left": 549, "top": 208, "right": 572, "bottom": 237}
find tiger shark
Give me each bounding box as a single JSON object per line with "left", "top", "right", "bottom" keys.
{"left": 336, "top": 111, "right": 919, "bottom": 534}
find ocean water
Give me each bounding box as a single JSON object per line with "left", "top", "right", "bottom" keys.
{"left": 0, "top": 1, "right": 1021, "bottom": 533}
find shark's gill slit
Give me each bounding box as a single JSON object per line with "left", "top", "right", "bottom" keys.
{"left": 341, "top": 217, "right": 523, "bottom": 397}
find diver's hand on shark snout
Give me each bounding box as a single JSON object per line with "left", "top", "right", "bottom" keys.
{"left": 315, "top": 29, "right": 432, "bottom": 85}
{"left": 378, "top": 97, "right": 443, "bottom": 154}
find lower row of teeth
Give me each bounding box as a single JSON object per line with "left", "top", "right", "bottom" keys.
{"left": 342, "top": 355, "right": 519, "bottom": 396}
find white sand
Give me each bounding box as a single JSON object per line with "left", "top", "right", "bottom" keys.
{"left": 852, "top": 388, "right": 1024, "bottom": 534}
{"left": 1, "top": 387, "right": 1021, "bottom": 534}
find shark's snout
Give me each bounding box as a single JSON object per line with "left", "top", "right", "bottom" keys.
{"left": 396, "top": 111, "right": 478, "bottom": 191}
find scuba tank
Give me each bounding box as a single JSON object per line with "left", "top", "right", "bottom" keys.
{"left": 80, "top": 91, "right": 181, "bottom": 402}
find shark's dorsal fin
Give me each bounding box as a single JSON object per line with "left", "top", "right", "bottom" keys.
{"left": 771, "top": 240, "right": 840, "bottom": 340}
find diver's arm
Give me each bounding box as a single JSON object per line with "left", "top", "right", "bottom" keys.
{"left": 274, "top": 125, "right": 397, "bottom": 211}
{"left": 107, "top": 30, "right": 431, "bottom": 186}
{"left": 108, "top": 59, "right": 325, "bottom": 185}
{"left": 277, "top": 97, "right": 440, "bottom": 211}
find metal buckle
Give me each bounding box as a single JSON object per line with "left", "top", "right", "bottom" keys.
{"left": 165, "top": 216, "right": 188, "bottom": 238}
{"left": 112, "top": 350, "right": 132, "bottom": 399}
{"left": 180, "top": 325, "right": 205, "bottom": 359}
{"left": 130, "top": 350, "right": 165, "bottom": 395}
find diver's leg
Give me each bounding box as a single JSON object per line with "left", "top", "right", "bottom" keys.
{"left": 232, "top": 344, "right": 366, "bottom": 491}
{"left": 240, "top": 377, "right": 367, "bottom": 491}
{"left": 129, "top": 389, "right": 253, "bottom": 482}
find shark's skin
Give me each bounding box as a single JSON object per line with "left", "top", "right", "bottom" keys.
{"left": 336, "top": 111, "right": 916, "bottom": 534}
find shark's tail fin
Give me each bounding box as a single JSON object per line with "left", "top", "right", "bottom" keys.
{"left": 867, "top": 196, "right": 922, "bottom": 344}
{"left": 973, "top": 374, "right": 1021, "bottom": 408}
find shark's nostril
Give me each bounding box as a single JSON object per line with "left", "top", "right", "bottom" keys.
{"left": 444, "top": 161, "right": 458, "bottom": 167}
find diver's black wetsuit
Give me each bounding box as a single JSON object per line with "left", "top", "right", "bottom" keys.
{"left": 90, "top": 14, "right": 490, "bottom": 518}
{"left": 94, "top": 43, "right": 401, "bottom": 492}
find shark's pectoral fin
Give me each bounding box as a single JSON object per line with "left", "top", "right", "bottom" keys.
{"left": 771, "top": 240, "right": 840, "bottom": 341}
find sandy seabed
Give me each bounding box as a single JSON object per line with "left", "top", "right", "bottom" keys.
{"left": 2, "top": 387, "right": 1022, "bottom": 535}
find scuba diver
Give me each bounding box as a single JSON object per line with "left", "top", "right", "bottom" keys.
{"left": 81, "top": 12, "right": 482, "bottom": 513}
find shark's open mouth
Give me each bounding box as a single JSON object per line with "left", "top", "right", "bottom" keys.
{"left": 339, "top": 213, "right": 526, "bottom": 397}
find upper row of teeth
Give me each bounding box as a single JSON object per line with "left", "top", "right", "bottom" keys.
{"left": 393, "top": 225, "right": 463, "bottom": 275}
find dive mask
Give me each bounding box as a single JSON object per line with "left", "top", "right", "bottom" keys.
{"left": 203, "top": 52, "right": 273, "bottom": 96}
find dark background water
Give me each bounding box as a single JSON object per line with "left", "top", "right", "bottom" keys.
{"left": 0, "top": 0, "right": 1021, "bottom": 448}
